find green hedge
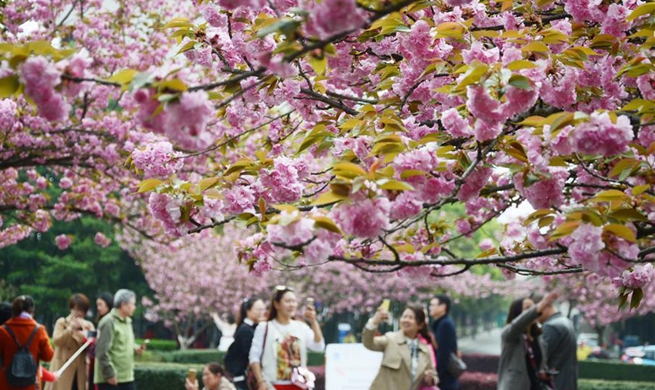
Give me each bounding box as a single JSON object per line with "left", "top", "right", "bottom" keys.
{"left": 579, "top": 360, "right": 655, "bottom": 382}
{"left": 135, "top": 338, "right": 178, "bottom": 351}
{"left": 579, "top": 379, "right": 655, "bottom": 390}
{"left": 135, "top": 362, "right": 205, "bottom": 389}
{"left": 133, "top": 363, "right": 655, "bottom": 390}
{"left": 150, "top": 349, "right": 325, "bottom": 366}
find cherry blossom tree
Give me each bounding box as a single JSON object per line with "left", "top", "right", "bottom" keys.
{"left": 2, "top": 0, "right": 654, "bottom": 308}
{"left": 122, "top": 224, "right": 516, "bottom": 348}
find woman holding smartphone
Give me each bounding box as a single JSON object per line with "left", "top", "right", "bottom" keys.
{"left": 224, "top": 297, "right": 266, "bottom": 390}
{"left": 249, "top": 286, "right": 325, "bottom": 390}
{"left": 363, "top": 303, "right": 438, "bottom": 390}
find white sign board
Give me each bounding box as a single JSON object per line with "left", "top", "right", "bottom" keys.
{"left": 325, "top": 343, "right": 383, "bottom": 390}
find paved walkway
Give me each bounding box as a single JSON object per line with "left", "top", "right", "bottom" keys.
{"left": 459, "top": 326, "right": 502, "bottom": 355}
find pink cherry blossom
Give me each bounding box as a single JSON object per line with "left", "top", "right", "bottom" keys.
{"left": 131, "top": 140, "right": 183, "bottom": 178}
{"left": 568, "top": 223, "right": 605, "bottom": 271}
{"left": 94, "top": 232, "right": 111, "bottom": 247}
{"left": 570, "top": 112, "right": 633, "bottom": 156}
{"left": 306, "top": 0, "right": 368, "bottom": 39}
{"left": 18, "top": 57, "right": 71, "bottom": 121}
{"left": 331, "top": 197, "right": 390, "bottom": 238}
{"left": 55, "top": 234, "right": 72, "bottom": 250}
{"left": 621, "top": 263, "right": 653, "bottom": 289}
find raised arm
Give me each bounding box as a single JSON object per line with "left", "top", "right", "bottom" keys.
{"left": 362, "top": 309, "right": 390, "bottom": 352}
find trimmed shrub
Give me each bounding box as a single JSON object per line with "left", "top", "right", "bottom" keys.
{"left": 134, "top": 363, "right": 325, "bottom": 390}
{"left": 151, "top": 349, "right": 325, "bottom": 366}
{"left": 136, "top": 338, "right": 178, "bottom": 351}
{"left": 135, "top": 362, "right": 204, "bottom": 389}
{"left": 579, "top": 379, "right": 655, "bottom": 390}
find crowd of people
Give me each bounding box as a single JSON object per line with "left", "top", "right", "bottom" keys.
{"left": 0, "top": 287, "right": 578, "bottom": 390}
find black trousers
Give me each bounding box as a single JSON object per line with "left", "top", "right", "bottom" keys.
{"left": 97, "top": 382, "right": 136, "bottom": 390}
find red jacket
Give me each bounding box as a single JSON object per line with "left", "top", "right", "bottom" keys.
{"left": 0, "top": 317, "right": 54, "bottom": 390}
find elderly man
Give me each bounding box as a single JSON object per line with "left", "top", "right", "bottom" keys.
{"left": 94, "top": 289, "right": 146, "bottom": 390}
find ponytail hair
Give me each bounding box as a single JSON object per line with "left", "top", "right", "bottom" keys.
{"left": 12, "top": 295, "right": 35, "bottom": 317}
{"left": 236, "top": 296, "right": 261, "bottom": 328}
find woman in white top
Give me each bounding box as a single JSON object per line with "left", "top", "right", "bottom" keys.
{"left": 249, "top": 286, "right": 325, "bottom": 390}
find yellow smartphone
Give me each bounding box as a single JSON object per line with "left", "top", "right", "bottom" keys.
{"left": 187, "top": 368, "right": 197, "bottom": 382}
{"left": 379, "top": 299, "right": 391, "bottom": 312}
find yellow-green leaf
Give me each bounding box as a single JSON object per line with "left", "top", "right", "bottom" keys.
{"left": 633, "top": 185, "right": 651, "bottom": 196}
{"left": 604, "top": 224, "right": 637, "bottom": 243}
{"left": 312, "top": 191, "right": 346, "bottom": 205}
{"left": 137, "top": 179, "right": 164, "bottom": 193}
{"left": 198, "top": 177, "right": 220, "bottom": 192}
{"left": 507, "top": 60, "right": 539, "bottom": 71}
{"left": 312, "top": 216, "right": 342, "bottom": 234}
{"left": 521, "top": 41, "right": 550, "bottom": 53}
{"left": 549, "top": 221, "right": 580, "bottom": 241}
{"left": 590, "top": 189, "right": 630, "bottom": 203}
{"left": 400, "top": 169, "right": 426, "bottom": 179}
{"left": 158, "top": 78, "right": 188, "bottom": 91}
{"left": 309, "top": 56, "right": 327, "bottom": 76}
{"left": 627, "top": 3, "right": 655, "bottom": 22}
{"left": 273, "top": 204, "right": 299, "bottom": 213}
{"left": 377, "top": 179, "right": 414, "bottom": 191}
{"left": 0, "top": 75, "right": 19, "bottom": 98}
{"left": 162, "top": 17, "right": 195, "bottom": 29}
{"left": 333, "top": 162, "right": 367, "bottom": 178}
{"left": 106, "top": 69, "right": 138, "bottom": 84}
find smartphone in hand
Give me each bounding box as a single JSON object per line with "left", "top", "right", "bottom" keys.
{"left": 379, "top": 299, "right": 391, "bottom": 312}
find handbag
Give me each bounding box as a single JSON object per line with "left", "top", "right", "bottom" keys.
{"left": 446, "top": 352, "right": 467, "bottom": 378}
{"left": 247, "top": 322, "right": 269, "bottom": 390}
{"left": 290, "top": 366, "right": 316, "bottom": 390}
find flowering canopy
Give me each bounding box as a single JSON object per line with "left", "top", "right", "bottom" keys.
{"left": 1, "top": 0, "right": 654, "bottom": 307}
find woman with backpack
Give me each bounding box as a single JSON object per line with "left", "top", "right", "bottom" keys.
{"left": 0, "top": 295, "right": 55, "bottom": 390}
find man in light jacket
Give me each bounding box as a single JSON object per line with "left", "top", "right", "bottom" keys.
{"left": 94, "top": 290, "right": 145, "bottom": 390}
{"left": 539, "top": 300, "right": 578, "bottom": 390}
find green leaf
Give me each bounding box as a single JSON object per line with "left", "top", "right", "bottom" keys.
{"left": 521, "top": 41, "right": 550, "bottom": 53}
{"left": 0, "top": 75, "right": 19, "bottom": 98}
{"left": 508, "top": 74, "right": 532, "bottom": 90}
{"left": 630, "top": 288, "right": 644, "bottom": 310}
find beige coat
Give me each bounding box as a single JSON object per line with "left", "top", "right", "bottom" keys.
{"left": 363, "top": 327, "right": 438, "bottom": 390}
{"left": 46, "top": 315, "right": 95, "bottom": 390}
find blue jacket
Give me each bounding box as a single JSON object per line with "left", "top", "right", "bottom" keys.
{"left": 431, "top": 315, "right": 459, "bottom": 390}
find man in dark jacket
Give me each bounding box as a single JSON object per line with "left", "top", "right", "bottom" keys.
{"left": 430, "top": 295, "right": 459, "bottom": 390}
{"left": 539, "top": 301, "right": 578, "bottom": 390}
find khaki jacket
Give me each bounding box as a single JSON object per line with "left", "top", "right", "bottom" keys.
{"left": 362, "top": 327, "right": 437, "bottom": 390}
{"left": 46, "top": 315, "right": 95, "bottom": 390}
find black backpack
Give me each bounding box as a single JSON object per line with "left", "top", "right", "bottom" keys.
{"left": 2, "top": 324, "right": 40, "bottom": 388}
